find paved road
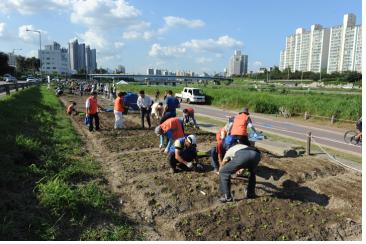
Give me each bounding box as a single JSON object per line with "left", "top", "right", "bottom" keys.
{"left": 180, "top": 103, "right": 362, "bottom": 156}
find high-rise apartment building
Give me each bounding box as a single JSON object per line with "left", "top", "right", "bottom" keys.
{"left": 68, "top": 39, "right": 97, "bottom": 73}
{"left": 68, "top": 39, "right": 79, "bottom": 73}
{"left": 279, "top": 13, "right": 361, "bottom": 74}
{"left": 227, "top": 49, "right": 248, "bottom": 76}
{"left": 39, "top": 42, "right": 69, "bottom": 74}
{"left": 308, "top": 25, "right": 330, "bottom": 72}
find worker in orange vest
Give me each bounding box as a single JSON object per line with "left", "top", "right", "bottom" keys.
{"left": 114, "top": 92, "right": 127, "bottom": 129}
{"left": 154, "top": 117, "right": 185, "bottom": 154}
{"left": 230, "top": 107, "right": 258, "bottom": 146}
{"left": 85, "top": 91, "right": 103, "bottom": 132}
{"left": 67, "top": 102, "right": 77, "bottom": 115}
{"left": 183, "top": 107, "right": 199, "bottom": 129}
{"left": 211, "top": 127, "right": 228, "bottom": 174}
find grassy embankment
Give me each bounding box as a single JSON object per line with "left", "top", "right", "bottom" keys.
{"left": 117, "top": 84, "right": 361, "bottom": 121}
{"left": 0, "top": 86, "right": 138, "bottom": 240}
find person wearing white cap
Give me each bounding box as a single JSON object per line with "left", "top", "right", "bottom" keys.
{"left": 167, "top": 135, "right": 199, "bottom": 173}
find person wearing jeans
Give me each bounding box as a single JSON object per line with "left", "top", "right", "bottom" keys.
{"left": 86, "top": 91, "right": 102, "bottom": 132}
{"left": 160, "top": 90, "right": 180, "bottom": 124}
{"left": 137, "top": 90, "right": 152, "bottom": 129}
{"left": 218, "top": 144, "right": 261, "bottom": 203}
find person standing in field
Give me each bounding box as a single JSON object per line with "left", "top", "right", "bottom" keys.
{"left": 230, "top": 107, "right": 258, "bottom": 146}
{"left": 160, "top": 90, "right": 180, "bottom": 124}
{"left": 137, "top": 90, "right": 153, "bottom": 129}
{"left": 114, "top": 92, "right": 126, "bottom": 129}
{"left": 85, "top": 91, "right": 103, "bottom": 132}
{"left": 154, "top": 117, "right": 185, "bottom": 154}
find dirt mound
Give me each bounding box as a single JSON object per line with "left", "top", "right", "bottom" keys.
{"left": 59, "top": 94, "right": 362, "bottom": 241}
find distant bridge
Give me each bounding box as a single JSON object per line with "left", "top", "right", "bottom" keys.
{"left": 88, "top": 73, "right": 231, "bottom": 83}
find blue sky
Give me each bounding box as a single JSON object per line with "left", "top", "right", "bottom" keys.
{"left": 0, "top": 0, "right": 361, "bottom": 74}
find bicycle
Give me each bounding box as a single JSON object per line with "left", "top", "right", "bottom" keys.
{"left": 344, "top": 130, "right": 362, "bottom": 145}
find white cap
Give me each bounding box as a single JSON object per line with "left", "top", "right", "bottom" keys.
{"left": 186, "top": 135, "right": 197, "bottom": 145}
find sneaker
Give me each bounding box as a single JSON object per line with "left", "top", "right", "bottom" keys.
{"left": 218, "top": 195, "right": 233, "bottom": 203}
{"left": 169, "top": 168, "right": 176, "bottom": 174}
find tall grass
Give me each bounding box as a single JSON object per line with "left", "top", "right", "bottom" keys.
{"left": 118, "top": 84, "right": 361, "bottom": 120}
{"left": 0, "top": 86, "right": 137, "bottom": 240}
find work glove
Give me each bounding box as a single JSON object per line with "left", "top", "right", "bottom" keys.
{"left": 186, "top": 162, "right": 193, "bottom": 168}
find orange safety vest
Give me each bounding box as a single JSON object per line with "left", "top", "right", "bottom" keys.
{"left": 114, "top": 96, "right": 124, "bottom": 112}
{"left": 67, "top": 104, "right": 74, "bottom": 114}
{"left": 160, "top": 117, "right": 184, "bottom": 140}
{"left": 230, "top": 113, "right": 249, "bottom": 136}
{"left": 87, "top": 96, "right": 98, "bottom": 115}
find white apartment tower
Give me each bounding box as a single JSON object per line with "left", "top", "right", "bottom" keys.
{"left": 279, "top": 13, "right": 361, "bottom": 74}
{"left": 308, "top": 25, "right": 330, "bottom": 72}
{"left": 227, "top": 49, "right": 248, "bottom": 76}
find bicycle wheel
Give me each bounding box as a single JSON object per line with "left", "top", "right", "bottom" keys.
{"left": 344, "top": 130, "right": 358, "bottom": 145}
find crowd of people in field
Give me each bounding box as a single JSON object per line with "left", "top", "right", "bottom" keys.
{"left": 65, "top": 80, "right": 262, "bottom": 203}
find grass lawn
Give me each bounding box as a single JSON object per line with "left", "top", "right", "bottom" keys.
{"left": 0, "top": 86, "right": 138, "bottom": 240}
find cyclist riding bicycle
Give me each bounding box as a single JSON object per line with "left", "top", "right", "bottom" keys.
{"left": 354, "top": 117, "right": 362, "bottom": 142}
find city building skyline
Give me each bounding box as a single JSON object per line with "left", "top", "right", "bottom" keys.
{"left": 279, "top": 13, "right": 362, "bottom": 73}
{"left": 0, "top": 0, "right": 360, "bottom": 74}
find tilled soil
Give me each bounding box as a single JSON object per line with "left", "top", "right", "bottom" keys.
{"left": 59, "top": 93, "right": 362, "bottom": 241}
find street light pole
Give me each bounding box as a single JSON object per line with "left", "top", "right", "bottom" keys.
{"left": 25, "top": 28, "right": 42, "bottom": 79}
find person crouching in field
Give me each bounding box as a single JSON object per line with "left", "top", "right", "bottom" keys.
{"left": 154, "top": 117, "right": 185, "bottom": 154}
{"left": 218, "top": 143, "right": 261, "bottom": 203}
{"left": 114, "top": 92, "right": 127, "bottom": 129}
{"left": 167, "top": 135, "right": 199, "bottom": 174}
{"left": 183, "top": 107, "right": 199, "bottom": 129}
{"left": 67, "top": 102, "right": 77, "bottom": 115}
{"left": 151, "top": 102, "right": 164, "bottom": 121}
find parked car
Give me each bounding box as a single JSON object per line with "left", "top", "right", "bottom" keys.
{"left": 26, "top": 77, "right": 40, "bottom": 83}
{"left": 3, "top": 74, "right": 17, "bottom": 82}
{"left": 175, "top": 87, "right": 206, "bottom": 104}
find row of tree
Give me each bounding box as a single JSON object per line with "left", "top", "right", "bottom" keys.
{"left": 233, "top": 66, "right": 362, "bottom": 83}
{"left": 0, "top": 52, "right": 15, "bottom": 76}
{"left": 0, "top": 51, "right": 41, "bottom": 77}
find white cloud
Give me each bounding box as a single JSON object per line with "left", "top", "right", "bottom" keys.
{"left": 149, "top": 35, "right": 243, "bottom": 59}
{"left": 122, "top": 31, "right": 140, "bottom": 40}
{"left": 0, "top": 22, "right": 5, "bottom": 37}
{"left": 114, "top": 41, "right": 125, "bottom": 48}
{"left": 196, "top": 57, "right": 213, "bottom": 64}
{"left": 158, "top": 16, "right": 205, "bottom": 34}
{"left": 149, "top": 43, "right": 187, "bottom": 57}
{"left": 0, "top": 0, "right": 72, "bottom": 15}
{"left": 70, "top": 0, "right": 141, "bottom": 30}
{"left": 78, "top": 29, "right": 107, "bottom": 49}
{"left": 182, "top": 35, "right": 243, "bottom": 52}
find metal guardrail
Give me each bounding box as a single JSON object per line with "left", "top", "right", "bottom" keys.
{"left": 0, "top": 81, "right": 38, "bottom": 95}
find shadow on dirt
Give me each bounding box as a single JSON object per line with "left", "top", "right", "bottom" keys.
{"left": 256, "top": 165, "right": 286, "bottom": 181}
{"left": 258, "top": 180, "right": 329, "bottom": 206}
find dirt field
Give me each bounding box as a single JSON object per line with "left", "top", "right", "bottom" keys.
{"left": 59, "top": 93, "right": 362, "bottom": 241}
